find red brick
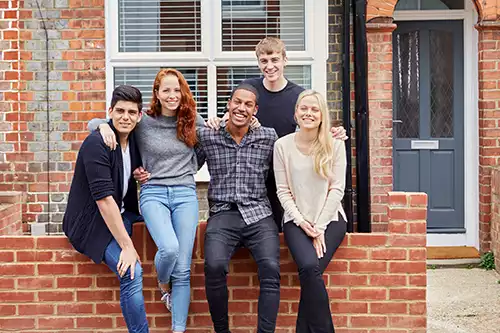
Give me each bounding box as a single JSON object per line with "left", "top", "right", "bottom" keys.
{"left": 0, "top": 251, "right": 14, "bottom": 262}
{"left": 76, "top": 317, "right": 114, "bottom": 328}
{"left": 0, "top": 278, "right": 15, "bottom": 289}
{"left": 0, "top": 318, "right": 35, "bottom": 330}
{"left": 389, "top": 262, "right": 426, "bottom": 274}
{"left": 330, "top": 274, "right": 368, "bottom": 286}
{"left": 16, "top": 250, "right": 53, "bottom": 262}
{"left": 350, "top": 315, "right": 388, "bottom": 328}
{"left": 57, "top": 276, "right": 93, "bottom": 288}
{"left": 17, "top": 277, "right": 54, "bottom": 289}
{"left": 349, "top": 261, "right": 387, "bottom": 273}
{"left": 0, "top": 263, "right": 34, "bottom": 275}
{"left": 334, "top": 247, "right": 369, "bottom": 259}
{"left": 0, "top": 291, "right": 34, "bottom": 302}
{"left": 389, "top": 288, "right": 426, "bottom": 301}
{"left": 57, "top": 303, "right": 94, "bottom": 315}
{"left": 349, "top": 235, "right": 388, "bottom": 246}
{"left": 389, "top": 316, "right": 426, "bottom": 328}
{"left": 0, "top": 305, "right": 16, "bottom": 316}
{"left": 388, "top": 192, "right": 408, "bottom": 206}
{"left": 77, "top": 290, "right": 113, "bottom": 301}
{"left": 370, "top": 302, "right": 408, "bottom": 314}
{"left": 39, "top": 317, "right": 75, "bottom": 329}
{"left": 38, "top": 291, "right": 74, "bottom": 302}
{"left": 95, "top": 303, "right": 122, "bottom": 314}
{"left": 370, "top": 275, "right": 407, "bottom": 286}
{"left": 0, "top": 237, "right": 34, "bottom": 249}
{"left": 331, "top": 302, "right": 368, "bottom": 314}
{"left": 350, "top": 288, "right": 387, "bottom": 300}
{"left": 38, "top": 263, "right": 75, "bottom": 275}
{"left": 36, "top": 237, "right": 73, "bottom": 249}
{"left": 371, "top": 249, "right": 407, "bottom": 260}
{"left": 18, "top": 304, "right": 55, "bottom": 315}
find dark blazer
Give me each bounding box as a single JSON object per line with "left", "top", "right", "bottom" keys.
{"left": 63, "top": 121, "right": 142, "bottom": 263}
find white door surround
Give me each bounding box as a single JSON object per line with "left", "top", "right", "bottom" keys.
{"left": 393, "top": 1, "right": 479, "bottom": 249}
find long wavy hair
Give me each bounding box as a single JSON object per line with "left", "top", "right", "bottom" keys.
{"left": 148, "top": 68, "right": 197, "bottom": 147}
{"left": 295, "top": 90, "right": 334, "bottom": 179}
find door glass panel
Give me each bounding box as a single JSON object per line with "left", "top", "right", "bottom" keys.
{"left": 430, "top": 29, "right": 454, "bottom": 138}
{"left": 395, "top": 0, "right": 464, "bottom": 10}
{"left": 395, "top": 30, "right": 420, "bottom": 138}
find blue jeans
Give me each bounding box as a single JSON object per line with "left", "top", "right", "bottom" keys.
{"left": 139, "top": 184, "right": 199, "bottom": 332}
{"left": 103, "top": 211, "right": 149, "bottom": 333}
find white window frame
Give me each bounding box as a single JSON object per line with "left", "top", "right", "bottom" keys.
{"left": 105, "top": 0, "right": 328, "bottom": 181}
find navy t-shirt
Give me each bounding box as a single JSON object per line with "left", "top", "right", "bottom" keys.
{"left": 242, "top": 77, "right": 304, "bottom": 138}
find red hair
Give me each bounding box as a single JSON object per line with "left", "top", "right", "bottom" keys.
{"left": 148, "top": 68, "right": 198, "bottom": 147}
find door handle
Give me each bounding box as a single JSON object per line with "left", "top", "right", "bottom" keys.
{"left": 392, "top": 119, "right": 403, "bottom": 124}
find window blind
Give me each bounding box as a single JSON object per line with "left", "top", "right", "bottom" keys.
{"left": 114, "top": 67, "right": 209, "bottom": 118}
{"left": 221, "top": 0, "right": 306, "bottom": 52}
{"left": 216, "top": 65, "right": 311, "bottom": 116}
{"left": 118, "top": 0, "right": 202, "bottom": 52}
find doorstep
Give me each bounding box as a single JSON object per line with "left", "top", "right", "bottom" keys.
{"left": 427, "top": 246, "right": 480, "bottom": 259}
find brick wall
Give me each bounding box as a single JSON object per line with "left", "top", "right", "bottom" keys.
{"left": 0, "top": 192, "right": 25, "bottom": 236}
{"left": 0, "top": 192, "right": 427, "bottom": 332}
{"left": 366, "top": 23, "right": 395, "bottom": 232}
{"left": 491, "top": 168, "right": 500, "bottom": 273}
{"left": 477, "top": 23, "right": 500, "bottom": 252}
{"left": 0, "top": 0, "right": 344, "bottom": 232}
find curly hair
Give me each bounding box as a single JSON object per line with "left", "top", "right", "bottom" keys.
{"left": 148, "top": 68, "right": 198, "bottom": 147}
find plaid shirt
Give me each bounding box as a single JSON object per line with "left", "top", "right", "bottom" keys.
{"left": 196, "top": 125, "right": 278, "bottom": 224}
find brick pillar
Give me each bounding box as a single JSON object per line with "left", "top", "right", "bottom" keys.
{"left": 477, "top": 22, "right": 500, "bottom": 252}
{"left": 367, "top": 23, "right": 397, "bottom": 232}
{"left": 0, "top": 0, "right": 21, "bottom": 190}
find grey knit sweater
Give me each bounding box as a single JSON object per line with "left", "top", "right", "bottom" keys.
{"left": 89, "top": 113, "right": 205, "bottom": 187}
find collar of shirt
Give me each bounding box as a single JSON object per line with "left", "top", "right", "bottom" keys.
{"left": 220, "top": 121, "right": 255, "bottom": 143}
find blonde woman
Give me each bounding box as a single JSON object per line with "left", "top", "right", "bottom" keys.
{"left": 273, "top": 90, "right": 347, "bottom": 332}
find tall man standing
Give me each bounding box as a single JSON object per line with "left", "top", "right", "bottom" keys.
{"left": 197, "top": 83, "right": 280, "bottom": 333}
{"left": 207, "top": 37, "right": 347, "bottom": 230}
{"left": 63, "top": 85, "right": 148, "bottom": 333}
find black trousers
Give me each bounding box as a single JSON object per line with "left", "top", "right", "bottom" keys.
{"left": 204, "top": 210, "right": 281, "bottom": 333}
{"left": 284, "top": 217, "right": 347, "bottom": 333}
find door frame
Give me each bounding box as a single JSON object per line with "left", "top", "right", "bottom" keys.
{"left": 393, "top": 0, "right": 479, "bottom": 249}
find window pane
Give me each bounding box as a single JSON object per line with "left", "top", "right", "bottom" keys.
{"left": 221, "top": 0, "right": 305, "bottom": 51}
{"left": 395, "top": 0, "right": 464, "bottom": 10}
{"left": 118, "top": 0, "right": 201, "bottom": 52}
{"left": 216, "top": 65, "right": 311, "bottom": 116}
{"left": 114, "top": 67, "right": 208, "bottom": 118}
{"left": 394, "top": 30, "right": 420, "bottom": 139}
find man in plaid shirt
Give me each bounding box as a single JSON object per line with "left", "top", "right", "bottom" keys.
{"left": 196, "top": 83, "right": 280, "bottom": 333}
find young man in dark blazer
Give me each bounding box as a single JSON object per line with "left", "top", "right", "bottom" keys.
{"left": 63, "top": 85, "right": 148, "bottom": 333}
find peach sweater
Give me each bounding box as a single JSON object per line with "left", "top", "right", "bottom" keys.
{"left": 273, "top": 133, "right": 347, "bottom": 233}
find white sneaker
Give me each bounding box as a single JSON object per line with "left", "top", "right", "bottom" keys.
{"left": 160, "top": 288, "right": 171, "bottom": 312}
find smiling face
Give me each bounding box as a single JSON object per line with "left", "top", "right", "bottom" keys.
{"left": 108, "top": 100, "right": 142, "bottom": 135}
{"left": 155, "top": 74, "right": 181, "bottom": 114}
{"left": 295, "top": 95, "right": 322, "bottom": 130}
{"left": 257, "top": 51, "right": 287, "bottom": 83}
{"left": 227, "top": 88, "right": 258, "bottom": 129}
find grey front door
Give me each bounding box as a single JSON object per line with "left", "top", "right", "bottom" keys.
{"left": 393, "top": 20, "right": 464, "bottom": 233}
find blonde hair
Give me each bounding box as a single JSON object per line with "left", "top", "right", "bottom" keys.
{"left": 295, "top": 90, "right": 334, "bottom": 179}
{"left": 255, "top": 37, "right": 287, "bottom": 58}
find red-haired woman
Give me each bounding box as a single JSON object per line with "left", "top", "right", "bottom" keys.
{"left": 90, "top": 68, "right": 204, "bottom": 333}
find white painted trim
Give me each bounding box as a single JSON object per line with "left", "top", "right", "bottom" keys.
{"left": 463, "top": 0, "right": 480, "bottom": 250}
{"left": 395, "top": 3, "right": 480, "bottom": 249}
{"left": 393, "top": 9, "right": 466, "bottom": 21}
{"left": 105, "top": 0, "right": 329, "bottom": 184}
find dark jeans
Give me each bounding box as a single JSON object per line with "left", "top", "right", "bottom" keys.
{"left": 204, "top": 210, "right": 281, "bottom": 333}
{"left": 103, "top": 211, "right": 149, "bottom": 333}
{"left": 284, "top": 217, "right": 347, "bottom": 333}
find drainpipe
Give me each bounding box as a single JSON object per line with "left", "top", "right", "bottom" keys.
{"left": 342, "top": 0, "right": 354, "bottom": 233}
{"left": 353, "top": 0, "right": 371, "bottom": 232}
